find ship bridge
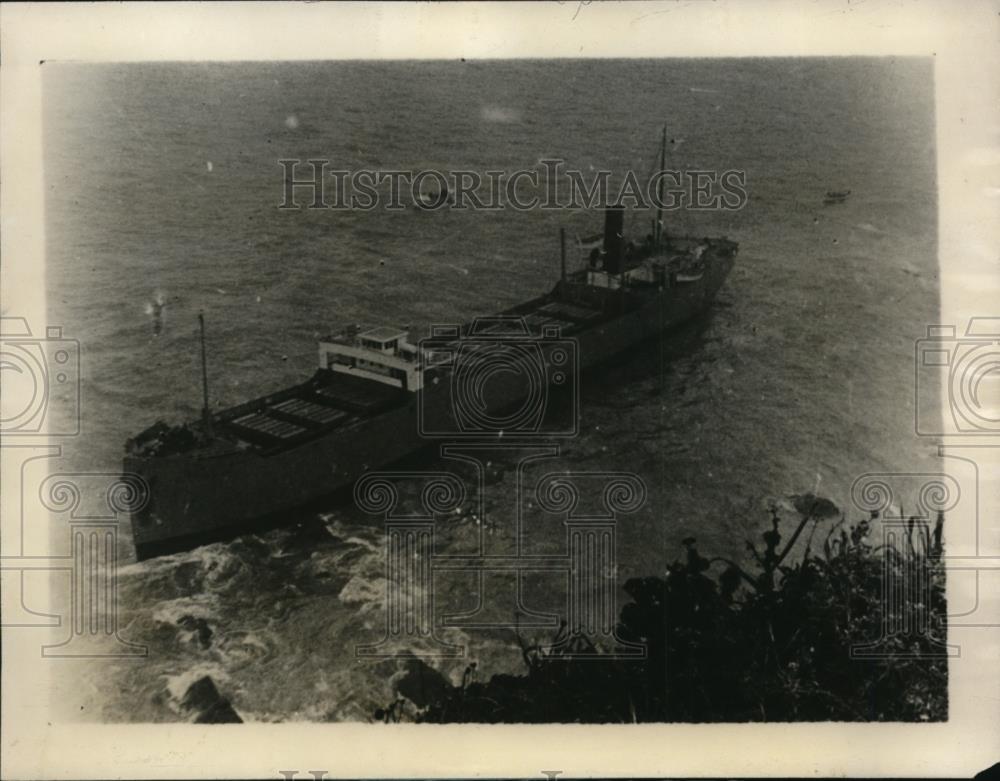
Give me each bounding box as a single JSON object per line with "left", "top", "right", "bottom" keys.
{"left": 318, "top": 325, "right": 430, "bottom": 391}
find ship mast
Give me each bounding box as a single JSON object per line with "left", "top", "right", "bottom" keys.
{"left": 198, "top": 312, "right": 214, "bottom": 436}
{"left": 656, "top": 124, "right": 667, "bottom": 248}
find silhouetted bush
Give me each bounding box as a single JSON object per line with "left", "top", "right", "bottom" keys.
{"left": 384, "top": 498, "right": 947, "bottom": 723}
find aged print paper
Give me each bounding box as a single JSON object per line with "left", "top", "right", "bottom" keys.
{"left": 2, "top": 1, "right": 998, "bottom": 778}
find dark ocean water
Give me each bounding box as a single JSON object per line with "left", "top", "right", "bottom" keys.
{"left": 43, "top": 58, "right": 939, "bottom": 721}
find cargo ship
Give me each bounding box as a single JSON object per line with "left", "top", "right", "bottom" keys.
{"left": 125, "top": 202, "right": 738, "bottom": 559}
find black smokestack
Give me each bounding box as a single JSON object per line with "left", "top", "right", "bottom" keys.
{"left": 602, "top": 206, "right": 625, "bottom": 275}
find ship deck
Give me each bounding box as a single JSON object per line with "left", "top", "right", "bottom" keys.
{"left": 202, "top": 293, "right": 607, "bottom": 454}
{"left": 210, "top": 370, "right": 403, "bottom": 453}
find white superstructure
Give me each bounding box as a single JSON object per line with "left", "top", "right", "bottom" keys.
{"left": 318, "top": 326, "right": 444, "bottom": 391}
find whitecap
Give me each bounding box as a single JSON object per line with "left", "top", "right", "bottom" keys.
{"left": 152, "top": 595, "right": 219, "bottom": 626}
{"left": 338, "top": 574, "right": 388, "bottom": 607}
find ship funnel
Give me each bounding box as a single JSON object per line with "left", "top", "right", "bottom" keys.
{"left": 602, "top": 206, "right": 625, "bottom": 275}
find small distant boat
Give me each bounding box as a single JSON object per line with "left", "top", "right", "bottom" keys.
{"left": 823, "top": 189, "right": 851, "bottom": 205}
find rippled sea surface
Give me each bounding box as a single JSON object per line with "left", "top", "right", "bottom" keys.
{"left": 42, "top": 58, "right": 938, "bottom": 721}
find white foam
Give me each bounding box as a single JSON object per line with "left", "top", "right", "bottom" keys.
{"left": 338, "top": 575, "right": 387, "bottom": 607}
{"left": 152, "top": 596, "right": 218, "bottom": 626}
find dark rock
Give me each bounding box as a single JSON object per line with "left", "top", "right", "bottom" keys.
{"left": 395, "top": 657, "right": 452, "bottom": 709}
{"left": 193, "top": 699, "right": 243, "bottom": 724}
{"left": 177, "top": 615, "right": 213, "bottom": 649}
{"left": 180, "top": 676, "right": 242, "bottom": 723}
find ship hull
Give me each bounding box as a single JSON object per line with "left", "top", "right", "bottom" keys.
{"left": 126, "top": 246, "right": 735, "bottom": 559}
